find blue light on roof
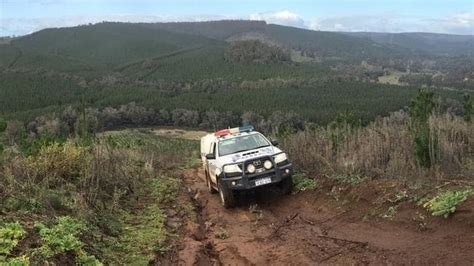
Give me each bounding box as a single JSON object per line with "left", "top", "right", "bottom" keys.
{"left": 239, "top": 125, "right": 254, "bottom": 132}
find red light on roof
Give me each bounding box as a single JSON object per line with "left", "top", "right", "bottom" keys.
{"left": 215, "top": 129, "right": 231, "bottom": 137}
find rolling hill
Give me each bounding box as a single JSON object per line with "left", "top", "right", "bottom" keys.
{"left": 1, "top": 22, "right": 222, "bottom": 71}
{"left": 0, "top": 20, "right": 472, "bottom": 124}
{"left": 345, "top": 32, "right": 474, "bottom": 56}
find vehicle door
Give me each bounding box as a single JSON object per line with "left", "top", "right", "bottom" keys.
{"left": 207, "top": 141, "right": 218, "bottom": 184}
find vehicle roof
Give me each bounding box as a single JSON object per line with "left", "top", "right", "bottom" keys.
{"left": 217, "top": 131, "right": 260, "bottom": 141}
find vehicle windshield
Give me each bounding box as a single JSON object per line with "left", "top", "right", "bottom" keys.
{"left": 218, "top": 133, "right": 270, "bottom": 156}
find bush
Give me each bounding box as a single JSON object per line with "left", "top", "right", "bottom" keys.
{"left": 283, "top": 111, "right": 473, "bottom": 180}
{"left": 26, "top": 141, "right": 89, "bottom": 184}
{"left": 0, "top": 222, "right": 26, "bottom": 256}
{"left": 0, "top": 118, "right": 7, "bottom": 133}
{"left": 463, "top": 94, "right": 473, "bottom": 122}
{"left": 293, "top": 173, "right": 317, "bottom": 191}
{"left": 409, "top": 88, "right": 437, "bottom": 168}
{"left": 34, "top": 216, "right": 101, "bottom": 264}
{"left": 20, "top": 134, "right": 65, "bottom": 156}
{"left": 423, "top": 189, "right": 473, "bottom": 218}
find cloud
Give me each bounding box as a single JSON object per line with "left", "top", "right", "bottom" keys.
{"left": 308, "top": 12, "right": 474, "bottom": 34}
{"left": 430, "top": 12, "right": 474, "bottom": 35}
{"left": 249, "top": 10, "right": 305, "bottom": 28}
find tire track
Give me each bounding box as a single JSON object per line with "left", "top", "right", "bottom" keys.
{"left": 179, "top": 167, "right": 474, "bottom": 265}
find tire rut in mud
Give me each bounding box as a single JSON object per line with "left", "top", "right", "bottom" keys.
{"left": 179, "top": 168, "right": 382, "bottom": 265}
{"left": 179, "top": 168, "right": 474, "bottom": 265}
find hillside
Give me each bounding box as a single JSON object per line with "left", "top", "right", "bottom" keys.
{"left": 0, "top": 22, "right": 222, "bottom": 76}
{"left": 145, "top": 20, "right": 414, "bottom": 60}
{"left": 345, "top": 32, "right": 474, "bottom": 56}
{"left": 0, "top": 20, "right": 472, "bottom": 124}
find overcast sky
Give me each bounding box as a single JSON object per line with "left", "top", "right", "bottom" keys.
{"left": 1, "top": 0, "right": 473, "bottom": 36}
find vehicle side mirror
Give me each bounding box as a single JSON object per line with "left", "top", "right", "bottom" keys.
{"left": 205, "top": 154, "right": 216, "bottom": 160}
{"left": 271, "top": 140, "right": 279, "bottom": 146}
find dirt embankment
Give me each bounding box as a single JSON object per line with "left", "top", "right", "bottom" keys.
{"left": 165, "top": 168, "right": 474, "bottom": 265}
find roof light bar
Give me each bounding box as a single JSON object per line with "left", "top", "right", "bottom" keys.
{"left": 239, "top": 125, "right": 254, "bottom": 133}
{"left": 215, "top": 129, "right": 231, "bottom": 137}
{"left": 214, "top": 125, "right": 254, "bottom": 137}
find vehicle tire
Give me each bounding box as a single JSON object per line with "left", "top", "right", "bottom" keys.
{"left": 280, "top": 176, "right": 293, "bottom": 195}
{"left": 218, "top": 180, "right": 236, "bottom": 208}
{"left": 206, "top": 172, "right": 217, "bottom": 194}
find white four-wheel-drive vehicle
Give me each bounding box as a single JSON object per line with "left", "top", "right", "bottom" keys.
{"left": 200, "top": 125, "right": 293, "bottom": 208}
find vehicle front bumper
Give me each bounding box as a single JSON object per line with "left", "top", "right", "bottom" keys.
{"left": 219, "top": 162, "right": 293, "bottom": 191}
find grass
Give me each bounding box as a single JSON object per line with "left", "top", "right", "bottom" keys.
{"left": 116, "top": 203, "right": 169, "bottom": 264}
{"left": 0, "top": 130, "right": 199, "bottom": 264}
{"left": 152, "top": 177, "right": 182, "bottom": 204}
{"left": 95, "top": 178, "right": 180, "bottom": 264}
{"left": 92, "top": 133, "right": 196, "bottom": 264}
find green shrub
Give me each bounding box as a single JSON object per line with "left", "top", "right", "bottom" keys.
{"left": 34, "top": 216, "right": 101, "bottom": 265}
{"left": 463, "top": 93, "right": 473, "bottom": 122}
{"left": 34, "top": 216, "right": 86, "bottom": 259}
{"left": 2, "top": 198, "right": 43, "bottom": 213}
{"left": 381, "top": 206, "right": 397, "bottom": 219}
{"left": 0, "top": 118, "right": 6, "bottom": 133}
{"left": 409, "top": 88, "right": 437, "bottom": 167}
{"left": 0, "top": 222, "right": 29, "bottom": 265}
{"left": 1, "top": 255, "right": 30, "bottom": 266}
{"left": 26, "top": 141, "right": 88, "bottom": 182}
{"left": 423, "top": 189, "right": 473, "bottom": 218}
{"left": 20, "top": 134, "right": 65, "bottom": 157}
{"left": 293, "top": 173, "right": 317, "bottom": 191}
{"left": 0, "top": 222, "right": 26, "bottom": 256}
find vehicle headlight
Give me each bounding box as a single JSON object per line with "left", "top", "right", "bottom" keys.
{"left": 263, "top": 160, "right": 273, "bottom": 170}
{"left": 274, "top": 153, "right": 288, "bottom": 164}
{"left": 247, "top": 164, "right": 256, "bottom": 174}
{"left": 223, "top": 164, "right": 242, "bottom": 173}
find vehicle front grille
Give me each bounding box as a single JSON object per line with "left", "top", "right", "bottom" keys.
{"left": 247, "top": 172, "right": 274, "bottom": 182}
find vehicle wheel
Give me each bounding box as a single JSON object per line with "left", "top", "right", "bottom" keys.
{"left": 280, "top": 176, "right": 293, "bottom": 195}
{"left": 206, "top": 172, "right": 217, "bottom": 194}
{"left": 218, "top": 180, "right": 236, "bottom": 208}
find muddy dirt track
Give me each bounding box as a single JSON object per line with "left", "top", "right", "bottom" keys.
{"left": 173, "top": 168, "right": 474, "bottom": 265}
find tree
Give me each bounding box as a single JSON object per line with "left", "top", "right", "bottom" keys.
{"left": 462, "top": 94, "right": 473, "bottom": 122}
{"left": 409, "top": 88, "right": 437, "bottom": 168}
{"left": 224, "top": 40, "right": 290, "bottom": 64}
{"left": 0, "top": 118, "right": 6, "bottom": 133}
